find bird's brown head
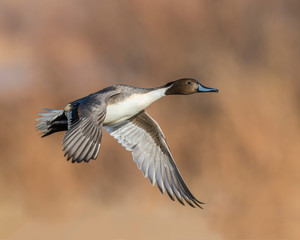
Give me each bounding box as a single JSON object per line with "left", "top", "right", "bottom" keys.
{"left": 164, "top": 78, "right": 219, "bottom": 95}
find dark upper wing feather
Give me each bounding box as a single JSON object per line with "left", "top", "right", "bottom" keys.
{"left": 63, "top": 97, "right": 107, "bottom": 163}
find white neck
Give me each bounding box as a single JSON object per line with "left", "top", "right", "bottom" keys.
{"left": 142, "top": 86, "right": 169, "bottom": 105}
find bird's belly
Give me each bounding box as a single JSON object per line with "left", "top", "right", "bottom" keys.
{"left": 103, "top": 95, "right": 147, "bottom": 125}
{"left": 104, "top": 106, "right": 139, "bottom": 125}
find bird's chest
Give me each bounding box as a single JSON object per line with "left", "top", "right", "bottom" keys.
{"left": 104, "top": 94, "right": 154, "bottom": 125}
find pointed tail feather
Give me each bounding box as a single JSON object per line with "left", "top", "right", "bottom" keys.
{"left": 36, "top": 108, "right": 68, "bottom": 137}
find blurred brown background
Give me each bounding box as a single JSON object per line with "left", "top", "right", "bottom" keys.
{"left": 1, "top": 0, "right": 299, "bottom": 239}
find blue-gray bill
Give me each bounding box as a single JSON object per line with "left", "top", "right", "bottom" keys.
{"left": 198, "top": 84, "right": 219, "bottom": 93}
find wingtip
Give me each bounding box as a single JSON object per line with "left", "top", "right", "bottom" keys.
{"left": 193, "top": 201, "right": 204, "bottom": 209}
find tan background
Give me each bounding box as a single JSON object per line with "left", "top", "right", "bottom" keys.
{"left": 1, "top": 0, "right": 299, "bottom": 239}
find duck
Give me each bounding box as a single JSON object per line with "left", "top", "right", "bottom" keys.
{"left": 36, "top": 78, "right": 218, "bottom": 208}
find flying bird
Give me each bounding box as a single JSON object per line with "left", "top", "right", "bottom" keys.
{"left": 36, "top": 78, "right": 218, "bottom": 208}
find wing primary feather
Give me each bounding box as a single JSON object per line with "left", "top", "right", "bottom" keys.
{"left": 82, "top": 137, "right": 97, "bottom": 162}
{"left": 81, "top": 120, "right": 95, "bottom": 137}
{"left": 173, "top": 168, "right": 204, "bottom": 207}
{"left": 91, "top": 128, "right": 102, "bottom": 160}
{"left": 67, "top": 132, "right": 87, "bottom": 161}
{"left": 72, "top": 136, "right": 90, "bottom": 162}
{"left": 64, "top": 131, "right": 84, "bottom": 160}
{"left": 77, "top": 137, "right": 94, "bottom": 162}
{"left": 174, "top": 175, "right": 196, "bottom": 208}
{"left": 156, "top": 160, "right": 165, "bottom": 194}
{"left": 84, "top": 134, "right": 98, "bottom": 161}
{"left": 85, "top": 126, "right": 100, "bottom": 161}
{"left": 141, "top": 155, "right": 150, "bottom": 178}
{"left": 169, "top": 170, "right": 185, "bottom": 205}
{"left": 147, "top": 146, "right": 157, "bottom": 186}
{"left": 133, "top": 149, "right": 144, "bottom": 169}
{"left": 63, "top": 125, "right": 80, "bottom": 148}
{"left": 91, "top": 130, "right": 102, "bottom": 160}
{"left": 91, "top": 142, "right": 101, "bottom": 160}
{"left": 148, "top": 160, "right": 156, "bottom": 186}
{"left": 162, "top": 164, "right": 174, "bottom": 200}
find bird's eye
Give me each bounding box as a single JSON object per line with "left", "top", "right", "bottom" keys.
{"left": 187, "top": 81, "right": 192, "bottom": 85}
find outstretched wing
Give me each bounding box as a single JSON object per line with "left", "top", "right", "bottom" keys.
{"left": 104, "top": 110, "right": 203, "bottom": 208}
{"left": 63, "top": 97, "right": 106, "bottom": 163}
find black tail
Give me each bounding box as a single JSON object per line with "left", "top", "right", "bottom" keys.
{"left": 36, "top": 108, "right": 68, "bottom": 137}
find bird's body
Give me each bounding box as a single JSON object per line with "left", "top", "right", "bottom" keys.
{"left": 104, "top": 86, "right": 166, "bottom": 125}
{"left": 36, "top": 78, "right": 218, "bottom": 208}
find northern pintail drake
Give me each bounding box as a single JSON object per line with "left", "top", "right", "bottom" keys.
{"left": 36, "top": 78, "right": 218, "bottom": 208}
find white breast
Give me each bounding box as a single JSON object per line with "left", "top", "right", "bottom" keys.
{"left": 103, "top": 88, "right": 167, "bottom": 125}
